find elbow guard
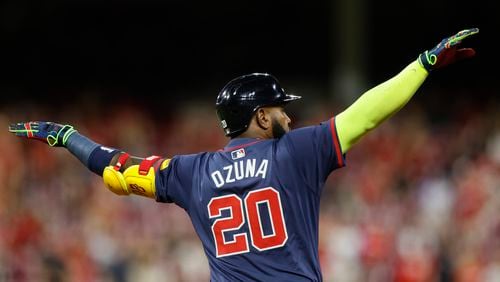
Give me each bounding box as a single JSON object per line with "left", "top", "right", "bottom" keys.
{"left": 102, "top": 154, "right": 163, "bottom": 198}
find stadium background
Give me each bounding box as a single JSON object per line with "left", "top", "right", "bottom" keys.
{"left": 0, "top": 0, "right": 499, "bottom": 281}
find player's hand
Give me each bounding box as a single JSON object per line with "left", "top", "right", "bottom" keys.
{"left": 8, "top": 121, "right": 77, "bottom": 147}
{"left": 418, "top": 28, "right": 479, "bottom": 72}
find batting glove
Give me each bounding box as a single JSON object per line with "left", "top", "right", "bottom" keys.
{"left": 9, "top": 121, "right": 77, "bottom": 147}
{"left": 418, "top": 28, "right": 479, "bottom": 72}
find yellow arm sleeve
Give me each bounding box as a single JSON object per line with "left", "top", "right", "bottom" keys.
{"left": 336, "top": 60, "right": 428, "bottom": 153}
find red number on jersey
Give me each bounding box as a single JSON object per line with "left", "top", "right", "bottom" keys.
{"left": 245, "top": 188, "right": 288, "bottom": 251}
{"left": 207, "top": 187, "right": 288, "bottom": 258}
{"left": 208, "top": 194, "right": 249, "bottom": 257}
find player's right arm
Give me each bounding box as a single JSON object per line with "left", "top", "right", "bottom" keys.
{"left": 8, "top": 121, "right": 168, "bottom": 199}
{"left": 336, "top": 28, "right": 479, "bottom": 153}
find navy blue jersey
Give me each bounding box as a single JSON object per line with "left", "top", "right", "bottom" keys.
{"left": 155, "top": 117, "right": 345, "bottom": 281}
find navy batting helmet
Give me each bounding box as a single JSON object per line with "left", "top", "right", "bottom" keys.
{"left": 215, "top": 73, "right": 301, "bottom": 138}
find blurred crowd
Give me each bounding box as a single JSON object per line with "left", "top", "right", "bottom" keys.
{"left": 0, "top": 92, "right": 499, "bottom": 282}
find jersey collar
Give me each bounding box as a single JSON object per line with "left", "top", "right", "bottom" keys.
{"left": 222, "top": 138, "right": 263, "bottom": 152}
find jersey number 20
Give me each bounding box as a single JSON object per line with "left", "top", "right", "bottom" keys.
{"left": 207, "top": 187, "right": 288, "bottom": 258}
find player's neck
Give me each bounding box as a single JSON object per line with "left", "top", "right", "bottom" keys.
{"left": 237, "top": 128, "right": 272, "bottom": 140}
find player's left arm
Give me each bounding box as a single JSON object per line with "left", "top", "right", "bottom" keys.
{"left": 8, "top": 121, "right": 168, "bottom": 199}
{"left": 336, "top": 28, "right": 479, "bottom": 154}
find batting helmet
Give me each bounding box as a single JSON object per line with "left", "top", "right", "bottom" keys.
{"left": 215, "top": 73, "right": 301, "bottom": 138}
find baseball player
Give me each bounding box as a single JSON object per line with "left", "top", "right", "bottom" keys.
{"left": 9, "top": 28, "right": 478, "bottom": 281}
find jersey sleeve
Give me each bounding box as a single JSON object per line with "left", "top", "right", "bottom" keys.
{"left": 154, "top": 154, "right": 198, "bottom": 209}
{"left": 279, "top": 117, "right": 346, "bottom": 186}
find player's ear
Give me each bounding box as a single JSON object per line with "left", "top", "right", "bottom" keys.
{"left": 255, "top": 108, "right": 271, "bottom": 130}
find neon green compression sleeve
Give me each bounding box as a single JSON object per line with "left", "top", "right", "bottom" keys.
{"left": 336, "top": 60, "right": 428, "bottom": 153}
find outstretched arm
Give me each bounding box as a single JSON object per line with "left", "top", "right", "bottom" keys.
{"left": 336, "top": 28, "right": 479, "bottom": 153}
{"left": 8, "top": 122, "right": 167, "bottom": 199}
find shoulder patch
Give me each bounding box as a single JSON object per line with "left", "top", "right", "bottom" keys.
{"left": 160, "top": 159, "right": 171, "bottom": 170}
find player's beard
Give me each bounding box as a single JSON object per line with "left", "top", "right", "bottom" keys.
{"left": 272, "top": 119, "right": 287, "bottom": 139}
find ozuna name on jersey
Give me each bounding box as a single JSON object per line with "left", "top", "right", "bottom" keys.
{"left": 211, "top": 159, "right": 269, "bottom": 188}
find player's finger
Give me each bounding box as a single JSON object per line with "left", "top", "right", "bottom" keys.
{"left": 8, "top": 123, "right": 18, "bottom": 131}
{"left": 8, "top": 122, "right": 25, "bottom": 132}
{"left": 8, "top": 122, "right": 39, "bottom": 137}
{"left": 448, "top": 28, "right": 479, "bottom": 47}
{"left": 13, "top": 121, "right": 39, "bottom": 129}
